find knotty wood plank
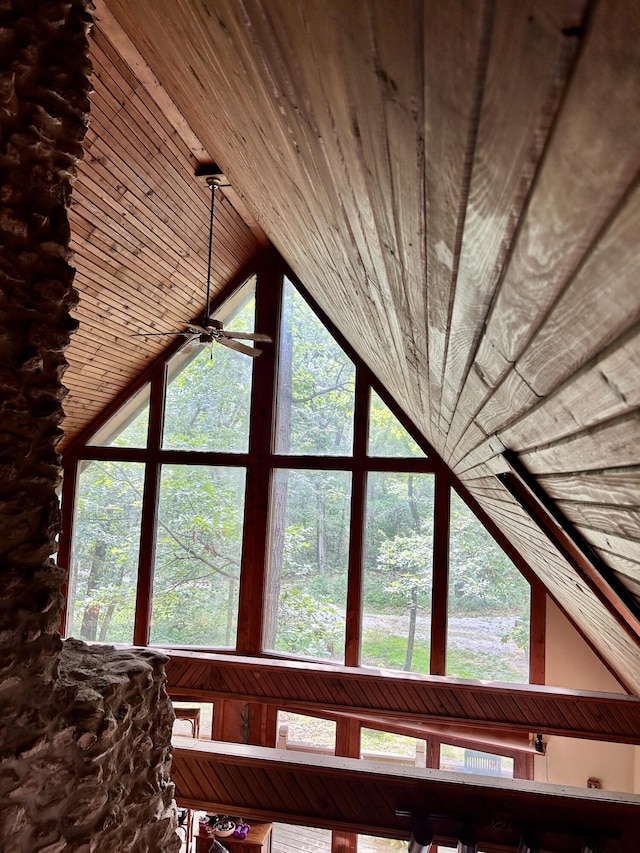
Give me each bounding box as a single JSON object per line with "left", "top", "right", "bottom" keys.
{"left": 165, "top": 650, "right": 640, "bottom": 744}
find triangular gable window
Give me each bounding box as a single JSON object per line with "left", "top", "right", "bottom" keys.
{"left": 62, "top": 259, "right": 537, "bottom": 684}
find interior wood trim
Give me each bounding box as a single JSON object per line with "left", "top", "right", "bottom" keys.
{"left": 172, "top": 737, "right": 640, "bottom": 852}
{"left": 500, "top": 452, "right": 640, "bottom": 643}
{"left": 165, "top": 650, "right": 640, "bottom": 744}
{"left": 237, "top": 259, "right": 283, "bottom": 653}
{"left": 529, "top": 579, "right": 546, "bottom": 685}
{"left": 133, "top": 369, "right": 165, "bottom": 645}
{"left": 430, "top": 475, "right": 450, "bottom": 675}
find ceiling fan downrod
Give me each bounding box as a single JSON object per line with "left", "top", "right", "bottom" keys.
{"left": 203, "top": 175, "right": 223, "bottom": 323}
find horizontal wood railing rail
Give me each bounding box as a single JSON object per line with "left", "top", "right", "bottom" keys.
{"left": 164, "top": 650, "right": 640, "bottom": 744}
{"left": 172, "top": 737, "right": 640, "bottom": 853}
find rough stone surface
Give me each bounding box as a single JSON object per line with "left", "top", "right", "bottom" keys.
{"left": 0, "top": 640, "right": 180, "bottom": 853}
{"left": 0, "top": 3, "right": 180, "bottom": 850}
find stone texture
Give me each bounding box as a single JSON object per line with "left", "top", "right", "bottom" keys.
{"left": 0, "top": 640, "right": 180, "bottom": 853}
{"left": 0, "top": 2, "right": 180, "bottom": 850}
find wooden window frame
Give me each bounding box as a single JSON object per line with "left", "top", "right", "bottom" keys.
{"left": 59, "top": 249, "right": 542, "bottom": 686}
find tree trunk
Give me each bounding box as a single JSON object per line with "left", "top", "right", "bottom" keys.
{"left": 316, "top": 480, "right": 326, "bottom": 575}
{"left": 80, "top": 539, "right": 107, "bottom": 640}
{"left": 404, "top": 586, "right": 418, "bottom": 671}
{"left": 263, "top": 287, "right": 293, "bottom": 648}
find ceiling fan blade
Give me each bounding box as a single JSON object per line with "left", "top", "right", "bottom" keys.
{"left": 219, "top": 330, "right": 273, "bottom": 342}
{"left": 216, "top": 336, "right": 263, "bottom": 357}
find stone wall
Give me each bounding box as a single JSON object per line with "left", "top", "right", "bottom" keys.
{"left": 0, "top": 2, "right": 179, "bottom": 850}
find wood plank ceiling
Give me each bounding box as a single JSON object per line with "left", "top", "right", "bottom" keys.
{"left": 64, "top": 0, "right": 640, "bottom": 689}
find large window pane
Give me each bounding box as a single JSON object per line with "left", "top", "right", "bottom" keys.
{"left": 275, "top": 278, "right": 355, "bottom": 455}
{"left": 162, "top": 287, "right": 255, "bottom": 452}
{"left": 447, "top": 491, "right": 530, "bottom": 682}
{"left": 150, "top": 464, "right": 246, "bottom": 646}
{"left": 265, "top": 469, "right": 351, "bottom": 661}
{"left": 362, "top": 473, "right": 434, "bottom": 674}
{"left": 68, "top": 461, "right": 144, "bottom": 643}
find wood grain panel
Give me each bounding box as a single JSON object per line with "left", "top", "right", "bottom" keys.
{"left": 537, "top": 469, "right": 640, "bottom": 506}
{"left": 165, "top": 651, "right": 640, "bottom": 744}
{"left": 421, "top": 0, "right": 487, "bottom": 443}
{"left": 64, "top": 18, "right": 261, "bottom": 445}
{"left": 519, "top": 412, "right": 640, "bottom": 474}
{"left": 578, "top": 528, "right": 640, "bottom": 567}
{"left": 172, "top": 738, "right": 640, "bottom": 852}
{"left": 440, "top": 0, "right": 583, "bottom": 446}
{"left": 476, "top": 0, "right": 640, "bottom": 381}
{"left": 469, "top": 179, "right": 640, "bottom": 446}
{"left": 559, "top": 502, "right": 640, "bottom": 542}
{"left": 499, "top": 325, "right": 640, "bottom": 451}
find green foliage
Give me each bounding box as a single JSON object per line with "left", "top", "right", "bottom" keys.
{"left": 279, "top": 279, "right": 355, "bottom": 455}
{"left": 368, "top": 390, "right": 423, "bottom": 457}
{"left": 163, "top": 296, "right": 255, "bottom": 453}
{"left": 151, "top": 464, "right": 245, "bottom": 645}
{"left": 275, "top": 588, "right": 343, "bottom": 659}
{"left": 449, "top": 492, "right": 529, "bottom": 615}
{"left": 69, "top": 460, "right": 145, "bottom": 642}
{"left": 501, "top": 613, "right": 530, "bottom": 651}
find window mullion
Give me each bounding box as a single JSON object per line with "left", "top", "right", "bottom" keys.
{"left": 133, "top": 366, "right": 165, "bottom": 645}
{"left": 430, "top": 475, "right": 450, "bottom": 675}
{"left": 344, "top": 366, "right": 369, "bottom": 667}
{"left": 236, "top": 255, "right": 283, "bottom": 654}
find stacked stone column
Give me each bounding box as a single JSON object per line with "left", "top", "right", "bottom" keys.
{"left": 0, "top": 3, "right": 180, "bottom": 850}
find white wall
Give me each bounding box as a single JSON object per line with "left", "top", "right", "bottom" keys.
{"left": 536, "top": 599, "right": 638, "bottom": 793}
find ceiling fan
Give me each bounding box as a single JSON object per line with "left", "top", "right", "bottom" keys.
{"left": 134, "top": 172, "right": 271, "bottom": 358}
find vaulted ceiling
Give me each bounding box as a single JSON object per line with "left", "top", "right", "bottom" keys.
{"left": 64, "top": 0, "right": 640, "bottom": 690}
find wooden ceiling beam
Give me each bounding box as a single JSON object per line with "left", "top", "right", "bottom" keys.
{"left": 172, "top": 738, "right": 640, "bottom": 852}
{"left": 165, "top": 651, "right": 640, "bottom": 744}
